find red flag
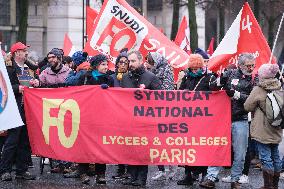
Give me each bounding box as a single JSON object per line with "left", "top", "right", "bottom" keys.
{"left": 84, "top": 0, "right": 190, "bottom": 70}
{"left": 207, "top": 37, "right": 215, "bottom": 56}
{"left": 174, "top": 16, "right": 191, "bottom": 55}
{"left": 173, "top": 16, "right": 191, "bottom": 82}
{"left": 86, "top": 6, "right": 98, "bottom": 41}
{"left": 208, "top": 2, "right": 274, "bottom": 75}
{"left": 63, "top": 33, "right": 76, "bottom": 56}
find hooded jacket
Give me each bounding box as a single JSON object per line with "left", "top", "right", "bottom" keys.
{"left": 244, "top": 78, "right": 283, "bottom": 144}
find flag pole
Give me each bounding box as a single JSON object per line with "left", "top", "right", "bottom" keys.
{"left": 269, "top": 12, "right": 284, "bottom": 64}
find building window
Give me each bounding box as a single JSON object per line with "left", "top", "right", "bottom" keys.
{"left": 0, "top": 0, "right": 10, "bottom": 25}
{"left": 147, "top": 0, "right": 162, "bottom": 11}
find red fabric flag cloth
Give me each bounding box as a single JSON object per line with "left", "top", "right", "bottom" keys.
{"left": 208, "top": 2, "right": 274, "bottom": 75}
{"left": 24, "top": 86, "right": 231, "bottom": 166}
{"left": 86, "top": 6, "right": 98, "bottom": 41}
{"left": 173, "top": 15, "right": 191, "bottom": 82}
{"left": 207, "top": 37, "right": 215, "bottom": 56}
{"left": 63, "top": 33, "right": 76, "bottom": 56}
{"left": 174, "top": 16, "right": 191, "bottom": 55}
{"left": 84, "top": 0, "right": 190, "bottom": 73}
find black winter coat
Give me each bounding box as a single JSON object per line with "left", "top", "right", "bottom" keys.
{"left": 223, "top": 69, "right": 257, "bottom": 121}
{"left": 179, "top": 71, "right": 216, "bottom": 91}
{"left": 121, "top": 67, "right": 161, "bottom": 90}
{"left": 6, "top": 60, "right": 38, "bottom": 122}
{"left": 78, "top": 71, "right": 114, "bottom": 87}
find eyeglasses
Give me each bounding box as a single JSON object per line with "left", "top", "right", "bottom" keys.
{"left": 244, "top": 64, "right": 255, "bottom": 68}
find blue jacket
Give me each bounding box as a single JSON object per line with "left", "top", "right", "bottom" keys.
{"left": 65, "top": 70, "right": 87, "bottom": 86}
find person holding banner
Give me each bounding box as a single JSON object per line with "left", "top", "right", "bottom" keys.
{"left": 65, "top": 51, "right": 90, "bottom": 86}
{"left": 39, "top": 48, "right": 73, "bottom": 174}
{"left": 244, "top": 63, "right": 283, "bottom": 189}
{"left": 64, "top": 54, "right": 114, "bottom": 185}
{"left": 110, "top": 49, "right": 131, "bottom": 180}
{"left": 121, "top": 51, "right": 161, "bottom": 187}
{"left": 110, "top": 48, "right": 129, "bottom": 88}
{"left": 145, "top": 52, "right": 176, "bottom": 181}
{"left": 39, "top": 48, "right": 71, "bottom": 88}
{"left": 200, "top": 53, "right": 257, "bottom": 189}
{"left": 177, "top": 53, "right": 216, "bottom": 186}
{"left": 0, "top": 42, "right": 39, "bottom": 181}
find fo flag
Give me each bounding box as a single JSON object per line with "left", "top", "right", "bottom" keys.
{"left": 208, "top": 2, "right": 274, "bottom": 74}
{"left": 84, "top": 0, "right": 190, "bottom": 69}
{"left": 0, "top": 48, "right": 23, "bottom": 131}
{"left": 86, "top": 6, "right": 98, "bottom": 41}
{"left": 63, "top": 33, "right": 76, "bottom": 56}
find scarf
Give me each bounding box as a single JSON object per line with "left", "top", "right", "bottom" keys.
{"left": 187, "top": 69, "right": 203, "bottom": 78}
{"left": 91, "top": 70, "right": 105, "bottom": 81}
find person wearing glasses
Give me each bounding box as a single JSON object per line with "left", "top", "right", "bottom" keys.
{"left": 110, "top": 48, "right": 129, "bottom": 87}
{"left": 0, "top": 42, "right": 38, "bottom": 181}
{"left": 200, "top": 53, "right": 257, "bottom": 189}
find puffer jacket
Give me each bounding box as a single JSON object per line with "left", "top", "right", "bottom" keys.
{"left": 223, "top": 69, "right": 257, "bottom": 121}
{"left": 244, "top": 78, "right": 283, "bottom": 144}
{"left": 39, "top": 65, "right": 71, "bottom": 88}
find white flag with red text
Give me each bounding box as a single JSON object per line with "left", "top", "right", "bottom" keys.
{"left": 84, "top": 0, "right": 190, "bottom": 70}
{"left": 208, "top": 2, "right": 274, "bottom": 74}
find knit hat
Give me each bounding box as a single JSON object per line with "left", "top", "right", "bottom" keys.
{"left": 258, "top": 63, "right": 279, "bottom": 80}
{"left": 47, "top": 48, "right": 64, "bottom": 60}
{"left": 194, "top": 48, "right": 209, "bottom": 59}
{"left": 188, "top": 54, "right": 204, "bottom": 68}
{"left": 89, "top": 54, "right": 108, "bottom": 68}
{"left": 72, "top": 51, "right": 88, "bottom": 66}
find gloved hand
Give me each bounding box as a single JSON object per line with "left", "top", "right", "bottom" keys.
{"left": 225, "top": 88, "right": 235, "bottom": 97}
{"left": 101, "top": 84, "right": 109, "bottom": 89}
{"left": 225, "top": 88, "right": 240, "bottom": 100}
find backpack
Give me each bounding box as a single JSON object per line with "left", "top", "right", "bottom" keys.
{"left": 259, "top": 90, "right": 284, "bottom": 129}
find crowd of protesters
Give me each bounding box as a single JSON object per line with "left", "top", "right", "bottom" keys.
{"left": 0, "top": 41, "right": 284, "bottom": 189}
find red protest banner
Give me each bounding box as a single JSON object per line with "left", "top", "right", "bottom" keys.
{"left": 24, "top": 86, "right": 231, "bottom": 166}
{"left": 84, "top": 0, "right": 190, "bottom": 69}
{"left": 208, "top": 2, "right": 274, "bottom": 74}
